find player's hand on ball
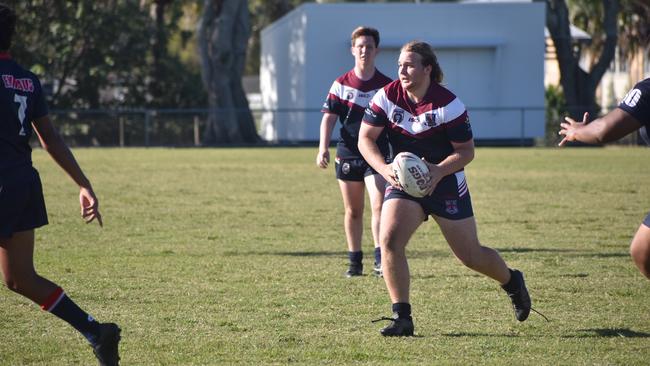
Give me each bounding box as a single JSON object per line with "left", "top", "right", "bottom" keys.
{"left": 380, "top": 164, "right": 401, "bottom": 189}
{"left": 421, "top": 159, "right": 443, "bottom": 196}
{"left": 79, "top": 187, "right": 103, "bottom": 227}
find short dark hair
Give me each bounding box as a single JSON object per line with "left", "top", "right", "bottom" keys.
{"left": 401, "top": 41, "right": 444, "bottom": 84}
{"left": 351, "top": 26, "right": 380, "bottom": 48}
{"left": 0, "top": 3, "right": 16, "bottom": 51}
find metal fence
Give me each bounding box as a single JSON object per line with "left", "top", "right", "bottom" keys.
{"left": 48, "top": 106, "right": 641, "bottom": 147}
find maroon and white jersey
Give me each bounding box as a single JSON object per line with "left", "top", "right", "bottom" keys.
{"left": 321, "top": 69, "right": 392, "bottom": 158}
{"left": 363, "top": 80, "right": 472, "bottom": 165}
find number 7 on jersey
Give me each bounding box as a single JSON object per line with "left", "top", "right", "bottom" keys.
{"left": 14, "top": 93, "right": 27, "bottom": 136}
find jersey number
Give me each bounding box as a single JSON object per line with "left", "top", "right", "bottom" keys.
{"left": 14, "top": 94, "right": 27, "bottom": 136}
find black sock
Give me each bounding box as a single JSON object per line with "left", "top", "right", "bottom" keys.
{"left": 501, "top": 269, "right": 518, "bottom": 292}
{"left": 392, "top": 302, "right": 411, "bottom": 319}
{"left": 374, "top": 247, "right": 381, "bottom": 266}
{"left": 41, "top": 288, "right": 101, "bottom": 345}
{"left": 348, "top": 251, "right": 362, "bottom": 266}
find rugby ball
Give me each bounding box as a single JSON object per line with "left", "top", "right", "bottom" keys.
{"left": 392, "top": 152, "right": 431, "bottom": 198}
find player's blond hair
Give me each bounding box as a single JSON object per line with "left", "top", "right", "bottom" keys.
{"left": 401, "top": 41, "right": 444, "bottom": 84}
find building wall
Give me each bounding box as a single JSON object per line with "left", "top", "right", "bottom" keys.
{"left": 261, "top": 2, "right": 545, "bottom": 143}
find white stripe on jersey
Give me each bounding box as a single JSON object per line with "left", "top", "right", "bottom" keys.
{"left": 329, "top": 80, "right": 379, "bottom": 110}
{"left": 455, "top": 171, "right": 468, "bottom": 197}
{"left": 371, "top": 89, "right": 466, "bottom": 136}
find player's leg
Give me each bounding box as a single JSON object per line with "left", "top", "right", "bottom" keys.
{"left": 338, "top": 179, "right": 366, "bottom": 276}
{"left": 0, "top": 231, "right": 121, "bottom": 365}
{"left": 376, "top": 197, "right": 424, "bottom": 336}
{"left": 630, "top": 219, "right": 650, "bottom": 279}
{"left": 0, "top": 230, "right": 58, "bottom": 303}
{"left": 364, "top": 172, "right": 386, "bottom": 276}
{"left": 0, "top": 166, "right": 121, "bottom": 364}
{"left": 434, "top": 215, "right": 530, "bottom": 321}
{"left": 433, "top": 216, "right": 509, "bottom": 282}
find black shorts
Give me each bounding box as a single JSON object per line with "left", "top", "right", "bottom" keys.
{"left": 0, "top": 166, "right": 48, "bottom": 238}
{"left": 385, "top": 171, "right": 474, "bottom": 220}
{"left": 335, "top": 156, "right": 378, "bottom": 181}
{"left": 643, "top": 212, "right": 650, "bottom": 228}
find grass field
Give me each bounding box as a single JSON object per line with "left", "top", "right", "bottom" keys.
{"left": 1, "top": 147, "right": 649, "bottom": 365}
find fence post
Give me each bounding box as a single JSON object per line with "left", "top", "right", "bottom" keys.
{"left": 194, "top": 115, "right": 200, "bottom": 146}
{"left": 119, "top": 117, "right": 125, "bottom": 147}
{"left": 144, "top": 110, "right": 150, "bottom": 147}
{"left": 520, "top": 108, "right": 525, "bottom": 146}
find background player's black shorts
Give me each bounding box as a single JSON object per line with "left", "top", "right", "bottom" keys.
{"left": 385, "top": 171, "right": 473, "bottom": 220}
{"left": 643, "top": 212, "right": 650, "bottom": 228}
{"left": 0, "top": 165, "right": 48, "bottom": 238}
{"left": 335, "top": 156, "right": 377, "bottom": 181}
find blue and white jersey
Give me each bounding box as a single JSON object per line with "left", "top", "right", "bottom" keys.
{"left": 0, "top": 52, "right": 48, "bottom": 171}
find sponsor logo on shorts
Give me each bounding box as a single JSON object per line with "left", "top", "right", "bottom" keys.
{"left": 445, "top": 199, "right": 459, "bottom": 215}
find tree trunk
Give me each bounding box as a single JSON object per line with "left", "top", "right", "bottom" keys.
{"left": 198, "top": 0, "right": 259, "bottom": 144}
{"left": 543, "top": 0, "right": 618, "bottom": 119}
{"left": 151, "top": 0, "right": 171, "bottom": 105}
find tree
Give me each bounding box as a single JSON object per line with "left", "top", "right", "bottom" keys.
{"left": 246, "top": 0, "right": 294, "bottom": 75}
{"left": 9, "top": 0, "right": 153, "bottom": 108}
{"left": 198, "top": 0, "right": 259, "bottom": 144}
{"left": 541, "top": 0, "right": 619, "bottom": 119}
{"left": 618, "top": 0, "right": 650, "bottom": 73}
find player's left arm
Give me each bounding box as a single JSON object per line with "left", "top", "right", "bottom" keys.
{"left": 32, "top": 115, "right": 103, "bottom": 226}
{"left": 423, "top": 139, "right": 474, "bottom": 196}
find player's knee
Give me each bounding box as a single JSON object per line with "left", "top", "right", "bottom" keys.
{"left": 380, "top": 236, "right": 398, "bottom": 255}
{"left": 456, "top": 252, "right": 477, "bottom": 270}
{"left": 3, "top": 275, "right": 23, "bottom": 294}
{"left": 2, "top": 271, "right": 37, "bottom": 295}
{"left": 630, "top": 241, "right": 650, "bottom": 279}
{"left": 345, "top": 207, "right": 363, "bottom": 220}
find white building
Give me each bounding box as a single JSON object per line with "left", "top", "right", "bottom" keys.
{"left": 260, "top": 2, "right": 545, "bottom": 145}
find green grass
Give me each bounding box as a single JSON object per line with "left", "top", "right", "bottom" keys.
{"left": 1, "top": 147, "right": 649, "bottom": 365}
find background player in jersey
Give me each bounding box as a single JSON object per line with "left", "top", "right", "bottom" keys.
{"left": 359, "top": 41, "right": 532, "bottom": 336}
{"left": 0, "top": 4, "right": 120, "bottom": 365}
{"left": 317, "top": 27, "right": 392, "bottom": 277}
{"left": 559, "top": 78, "right": 650, "bottom": 279}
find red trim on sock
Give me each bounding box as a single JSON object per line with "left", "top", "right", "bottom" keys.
{"left": 0, "top": 52, "right": 11, "bottom": 60}
{"left": 40, "top": 287, "right": 64, "bottom": 311}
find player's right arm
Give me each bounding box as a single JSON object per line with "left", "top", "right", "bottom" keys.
{"left": 558, "top": 110, "right": 642, "bottom": 146}
{"left": 359, "top": 122, "right": 398, "bottom": 188}
{"left": 317, "top": 113, "right": 338, "bottom": 168}
{"left": 32, "top": 115, "right": 103, "bottom": 226}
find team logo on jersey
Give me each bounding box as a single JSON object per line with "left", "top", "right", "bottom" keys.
{"left": 622, "top": 88, "right": 642, "bottom": 107}
{"left": 346, "top": 91, "right": 354, "bottom": 100}
{"left": 392, "top": 109, "right": 404, "bottom": 123}
{"left": 424, "top": 113, "right": 436, "bottom": 127}
{"left": 445, "top": 200, "right": 459, "bottom": 215}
